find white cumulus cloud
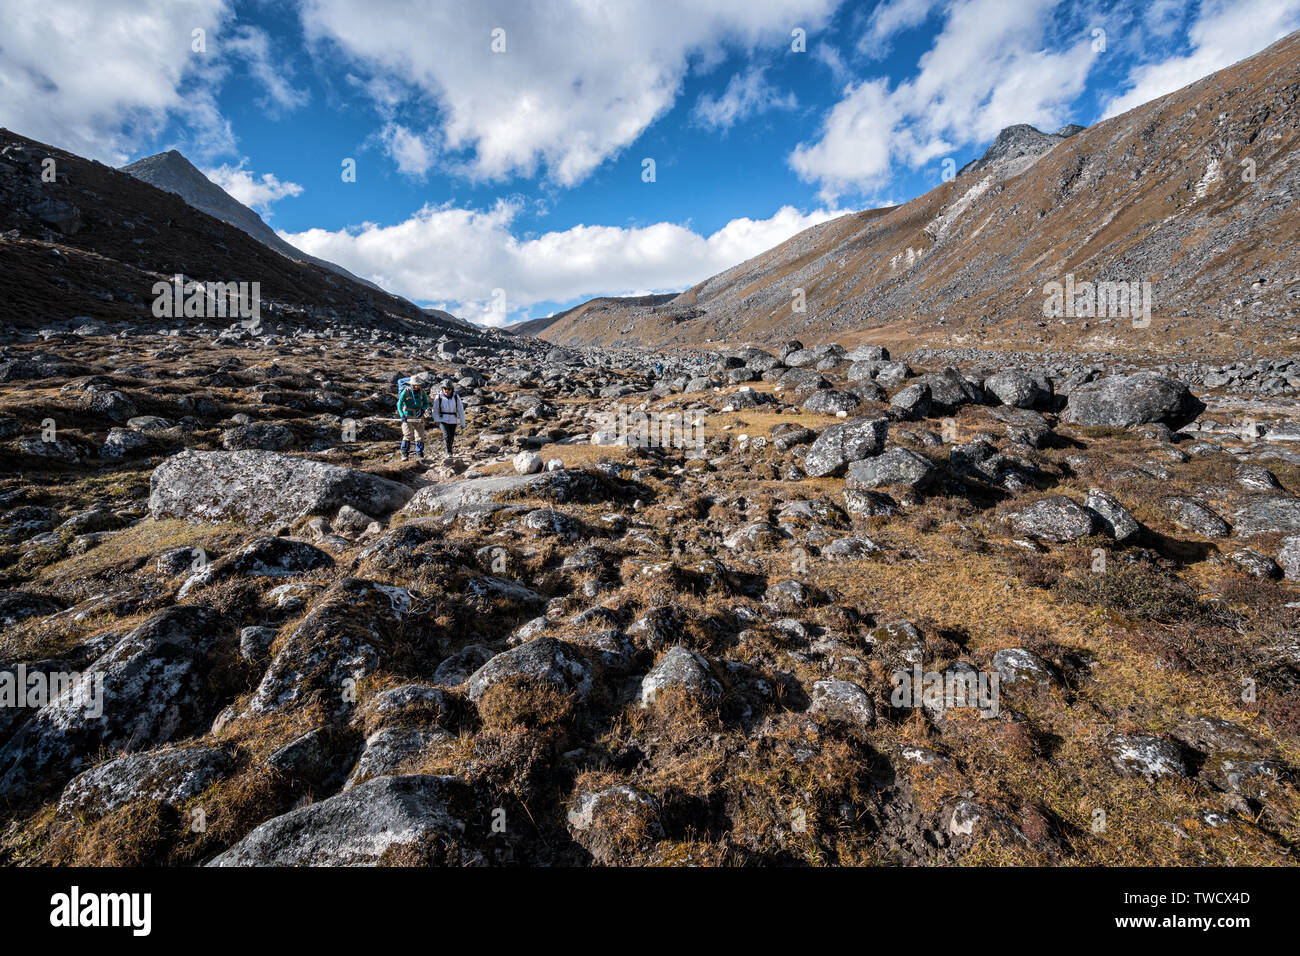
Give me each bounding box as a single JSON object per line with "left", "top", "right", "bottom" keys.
{"left": 1101, "top": 0, "right": 1300, "bottom": 118}
{"left": 298, "top": 0, "right": 839, "bottom": 186}
{"left": 0, "top": 0, "right": 232, "bottom": 163}
{"left": 792, "top": 0, "right": 1098, "bottom": 198}
{"left": 693, "top": 67, "right": 798, "bottom": 131}
{"left": 204, "top": 161, "right": 304, "bottom": 216}
{"left": 281, "top": 202, "right": 847, "bottom": 326}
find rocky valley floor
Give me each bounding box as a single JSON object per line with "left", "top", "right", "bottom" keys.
{"left": 0, "top": 322, "right": 1297, "bottom": 866}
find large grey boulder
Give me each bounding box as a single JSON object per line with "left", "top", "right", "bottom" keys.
{"left": 464, "top": 637, "right": 593, "bottom": 702}
{"left": 208, "top": 774, "right": 477, "bottom": 866}
{"left": 847, "top": 345, "right": 889, "bottom": 363}
{"left": 890, "top": 382, "right": 931, "bottom": 419}
{"left": 802, "top": 390, "right": 860, "bottom": 415}
{"left": 639, "top": 645, "right": 720, "bottom": 708}
{"left": 777, "top": 367, "right": 830, "bottom": 394}
{"left": 1063, "top": 373, "right": 1204, "bottom": 429}
{"left": 1009, "top": 496, "right": 1098, "bottom": 541}
{"left": 802, "top": 417, "right": 889, "bottom": 478}
{"left": 1233, "top": 496, "right": 1300, "bottom": 536}
{"left": 984, "top": 369, "right": 1051, "bottom": 409}
{"left": 0, "top": 606, "right": 225, "bottom": 801}
{"left": 58, "top": 746, "right": 231, "bottom": 815}
{"left": 149, "top": 450, "right": 412, "bottom": 529}
{"left": 1085, "top": 489, "right": 1140, "bottom": 543}
{"left": 783, "top": 348, "right": 818, "bottom": 367}
{"left": 402, "top": 470, "right": 611, "bottom": 517}
{"left": 845, "top": 447, "right": 936, "bottom": 491}
{"left": 915, "top": 368, "right": 983, "bottom": 412}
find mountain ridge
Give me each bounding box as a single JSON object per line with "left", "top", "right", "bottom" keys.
{"left": 120, "top": 149, "right": 476, "bottom": 330}
{"left": 527, "top": 30, "right": 1300, "bottom": 358}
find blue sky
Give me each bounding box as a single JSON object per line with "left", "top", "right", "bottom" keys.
{"left": 2, "top": 0, "right": 1298, "bottom": 324}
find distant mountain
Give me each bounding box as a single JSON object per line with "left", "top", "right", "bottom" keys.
{"left": 423, "top": 306, "right": 477, "bottom": 330}
{"left": 119, "top": 150, "right": 392, "bottom": 293}
{"left": 511, "top": 293, "right": 678, "bottom": 338}
{"left": 0, "top": 129, "right": 477, "bottom": 337}
{"left": 530, "top": 30, "right": 1299, "bottom": 358}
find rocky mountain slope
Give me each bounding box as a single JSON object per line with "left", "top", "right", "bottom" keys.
{"left": 0, "top": 129, "right": 473, "bottom": 338}
{"left": 534, "top": 31, "right": 1300, "bottom": 357}
{"left": 119, "top": 150, "right": 391, "bottom": 297}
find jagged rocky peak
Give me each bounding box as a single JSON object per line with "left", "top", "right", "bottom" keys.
{"left": 121, "top": 148, "right": 285, "bottom": 245}
{"left": 959, "top": 122, "right": 1082, "bottom": 176}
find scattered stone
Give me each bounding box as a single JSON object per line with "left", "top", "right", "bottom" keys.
{"left": 639, "top": 646, "right": 720, "bottom": 708}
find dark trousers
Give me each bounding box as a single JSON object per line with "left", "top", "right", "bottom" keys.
{"left": 439, "top": 422, "right": 457, "bottom": 454}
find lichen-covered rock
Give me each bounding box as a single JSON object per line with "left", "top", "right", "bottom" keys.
{"left": 802, "top": 389, "right": 860, "bottom": 415}
{"left": 402, "top": 469, "right": 616, "bottom": 517}
{"left": 1108, "top": 735, "right": 1188, "bottom": 779}
{"left": 723, "top": 521, "right": 787, "bottom": 551}
{"left": 1009, "top": 495, "right": 1097, "bottom": 541}
{"left": 890, "top": 382, "right": 931, "bottom": 419}
{"left": 344, "top": 726, "right": 452, "bottom": 790}
{"left": 567, "top": 785, "right": 663, "bottom": 864}
{"left": 180, "top": 536, "right": 333, "bottom": 597}
{"left": 0, "top": 606, "right": 228, "bottom": 801}
{"left": 915, "top": 368, "right": 983, "bottom": 412}
{"left": 149, "top": 450, "right": 413, "bottom": 528}
{"left": 991, "top": 648, "right": 1055, "bottom": 687}
{"left": 1278, "top": 536, "right": 1300, "bottom": 580}
{"left": 1063, "top": 373, "right": 1204, "bottom": 429}
{"left": 1233, "top": 496, "right": 1300, "bottom": 536}
{"left": 222, "top": 423, "right": 294, "bottom": 451}
{"left": 984, "top": 369, "right": 1051, "bottom": 408}
{"left": 639, "top": 645, "right": 720, "bottom": 708}
{"left": 802, "top": 417, "right": 888, "bottom": 478}
{"left": 808, "top": 679, "right": 875, "bottom": 728}
{"left": 1163, "top": 496, "right": 1230, "bottom": 538}
{"left": 247, "top": 579, "right": 411, "bottom": 717}
{"left": 100, "top": 427, "right": 150, "bottom": 458}
{"left": 1085, "top": 489, "right": 1140, "bottom": 542}
{"left": 1230, "top": 548, "right": 1281, "bottom": 579}
{"left": 842, "top": 489, "right": 898, "bottom": 517}
{"left": 57, "top": 746, "right": 231, "bottom": 815}
{"left": 432, "top": 646, "right": 495, "bottom": 686}
{"left": 845, "top": 447, "right": 936, "bottom": 491}
{"left": 822, "top": 536, "right": 881, "bottom": 559}
{"left": 465, "top": 637, "right": 594, "bottom": 702}
{"left": 208, "top": 774, "right": 478, "bottom": 866}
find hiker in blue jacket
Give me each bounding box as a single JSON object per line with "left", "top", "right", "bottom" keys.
{"left": 396, "top": 372, "right": 430, "bottom": 460}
